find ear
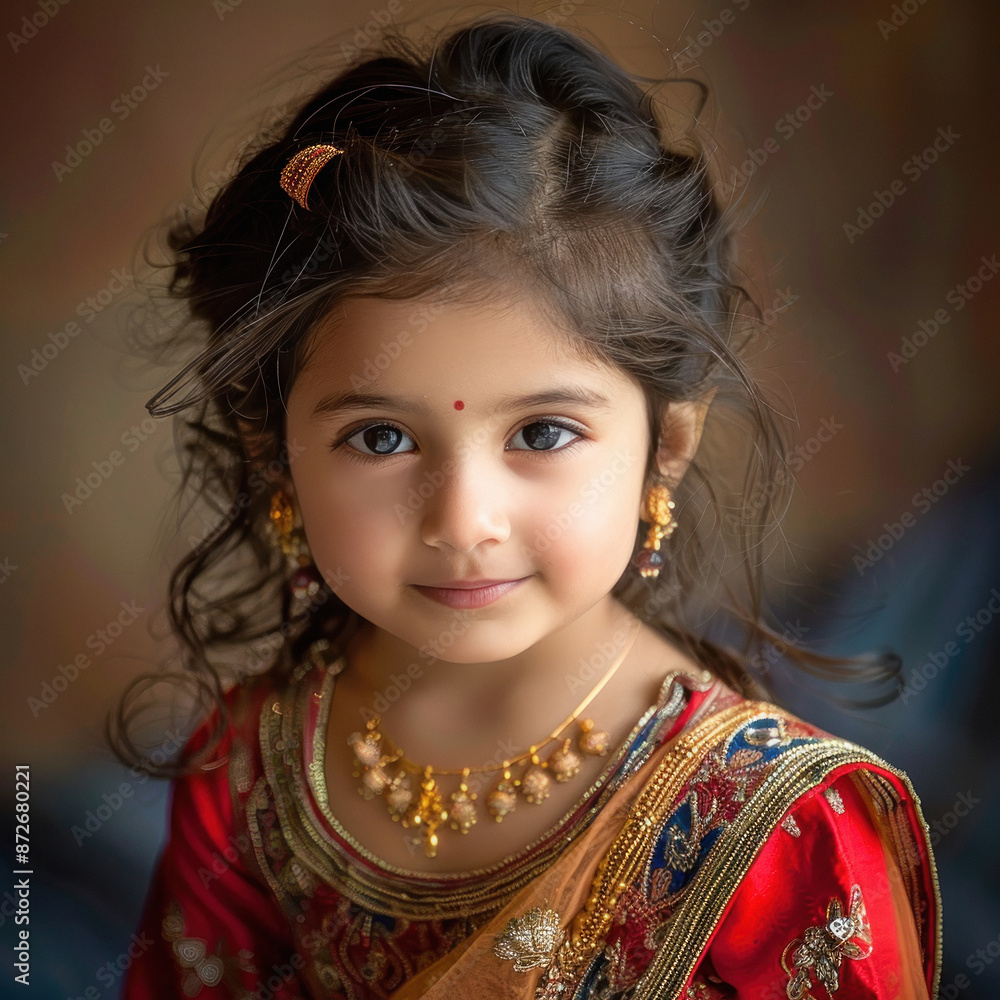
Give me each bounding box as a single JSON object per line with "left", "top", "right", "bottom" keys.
{"left": 651, "top": 388, "right": 717, "bottom": 487}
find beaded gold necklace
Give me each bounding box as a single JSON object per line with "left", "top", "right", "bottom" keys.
{"left": 347, "top": 622, "right": 642, "bottom": 858}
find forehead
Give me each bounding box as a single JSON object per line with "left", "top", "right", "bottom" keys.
{"left": 294, "top": 294, "right": 623, "bottom": 395}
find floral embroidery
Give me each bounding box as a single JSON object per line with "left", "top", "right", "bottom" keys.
{"left": 493, "top": 906, "right": 563, "bottom": 972}
{"left": 781, "top": 814, "right": 802, "bottom": 837}
{"left": 173, "top": 938, "right": 225, "bottom": 993}
{"left": 660, "top": 790, "right": 710, "bottom": 870}
{"left": 824, "top": 787, "right": 845, "bottom": 814}
{"left": 781, "top": 884, "right": 872, "bottom": 999}
{"left": 160, "top": 900, "right": 258, "bottom": 998}
{"left": 685, "top": 982, "right": 713, "bottom": 997}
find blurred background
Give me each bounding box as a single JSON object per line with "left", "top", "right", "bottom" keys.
{"left": 1, "top": 0, "right": 997, "bottom": 996}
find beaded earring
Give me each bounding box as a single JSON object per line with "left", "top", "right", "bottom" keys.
{"left": 632, "top": 482, "right": 677, "bottom": 579}
{"left": 268, "top": 488, "right": 324, "bottom": 618}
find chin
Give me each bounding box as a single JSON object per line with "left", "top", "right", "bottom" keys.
{"left": 404, "top": 620, "right": 541, "bottom": 665}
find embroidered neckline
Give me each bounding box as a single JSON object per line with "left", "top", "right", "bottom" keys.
{"left": 301, "top": 658, "right": 712, "bottom": 883}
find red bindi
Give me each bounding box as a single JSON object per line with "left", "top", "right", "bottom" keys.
{"left": 453, "top": 400, "right": 465, "bottom": 410}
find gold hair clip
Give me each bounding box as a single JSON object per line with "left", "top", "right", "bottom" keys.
{"left": 279, "top": 144, "right": 344, "bottom": 210}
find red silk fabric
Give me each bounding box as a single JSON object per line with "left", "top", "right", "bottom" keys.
{"left": 122, "top": 669, "right": 938, "bottom": 999}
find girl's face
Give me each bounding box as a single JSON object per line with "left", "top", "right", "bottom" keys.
{"left": 284, "top": 292, "right": 652, "bottom": 664}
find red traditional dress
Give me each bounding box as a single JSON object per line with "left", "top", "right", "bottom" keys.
{"left": 122, "top": 648, "right": 940, "bottom": 999}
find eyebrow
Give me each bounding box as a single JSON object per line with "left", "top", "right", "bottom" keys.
{"left": 310, "top": 386, "right": 614, "bottom": 420}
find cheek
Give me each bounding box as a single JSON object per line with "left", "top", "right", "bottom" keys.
{"left": 527, "top": 449, "right": 643, "bottom": 576}
{"left": 290, "top": 447, "right": 401, "bottom": 579}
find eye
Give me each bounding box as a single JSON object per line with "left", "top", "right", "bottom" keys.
{"left": 508, "top": 420, "right": 584, "bottom": 453}
{"left": 342, "top": 423, "right": 416, "bottom": 460}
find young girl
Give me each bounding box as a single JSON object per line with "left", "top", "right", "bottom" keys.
{"left": 117, "top": 12, "right": 940, "bottom": 999}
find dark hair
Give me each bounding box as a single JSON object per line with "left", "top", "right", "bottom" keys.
{"left": 110, "top": 11, "right": 896, "bottom": 775}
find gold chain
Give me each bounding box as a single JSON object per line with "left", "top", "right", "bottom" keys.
{"left": 348, "top": 620, "right": 642, "bottom": 858}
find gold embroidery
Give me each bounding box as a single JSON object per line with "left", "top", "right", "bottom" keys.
{"left": 781, "top": 884, "right": 872, "bottom": 999}
{"left": 230, "top": 737, "right": 252, "bottom": 794}
{"left": 824, "top": 787, "right": 845, "bottom": 814}
{"left": 631, "top": 738, "right": 941, "bottom": 999}
{"left": 661, "top": 790, "right": 710, "bottom": 869}
{"left": 549, "top": 703, "right": 769, "bottom": 982}
{"left": 161, "top": 901, "right": 185, "bottom": 940}
{"left": 781, "top": 814, "right": 802, "bottom": 837}
{"left": 493, "top": 906, "right": 564, "bottom": 972}
{"left": 685, "top": 984, "right": 713, "bottom": 998}
{"left": 161, "top": 899, "right": 255, "bottom": 997}
{"left": 172, "top": 938, "right": 225, "bottom": 990}
{"left": 256, "top": 659, "right": 699, "bottom": 920}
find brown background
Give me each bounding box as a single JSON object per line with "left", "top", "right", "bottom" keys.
{"left": 1, "top": 0, "right": 997, "bottom": 994}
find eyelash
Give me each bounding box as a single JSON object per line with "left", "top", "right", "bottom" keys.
{"left": 330, "top": 418, "right": 588, "bottom": 466}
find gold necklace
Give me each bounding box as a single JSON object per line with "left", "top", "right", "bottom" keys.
{"left": 347, "top": 621, "right": 642, "bottom": 858}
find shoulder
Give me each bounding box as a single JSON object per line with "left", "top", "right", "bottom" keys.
{"left": 658, "top": 692, "right": 932, "bottom": 870}
{"left": 635, "top": 695, "right": 940, "bottom": 995}
{"left": 167, "top": 667, "right": 293, "bottom": 820}
{"left": 180, "top": 668, "right": 286, "bottom": 761}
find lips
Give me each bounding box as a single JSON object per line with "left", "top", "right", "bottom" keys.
{"left": 412, "top": 577, "right": 528, "bottom": 609}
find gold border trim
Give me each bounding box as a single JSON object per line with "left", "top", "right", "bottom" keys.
{"left": 258, "top": 658, "right": 711, "bottom": 919}
{"left": 631, "top": 736, "right": 943, "bottom": 999}
{"left": 551, "top": 701, "right": 771, "bottom": 978}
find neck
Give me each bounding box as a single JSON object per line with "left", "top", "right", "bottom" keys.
{"left": 339, "top": 597, "right": 645, "bottom": 766}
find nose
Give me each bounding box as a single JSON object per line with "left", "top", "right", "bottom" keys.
{"left": 417, "top": 453, "right": 512, "bottom": 555}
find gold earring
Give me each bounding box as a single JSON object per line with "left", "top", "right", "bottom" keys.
{"left": 633, "top": 483, "right": 677, "bottom": 579}
{"left": 268, "top": 488, "right": 323, "bottom": 616}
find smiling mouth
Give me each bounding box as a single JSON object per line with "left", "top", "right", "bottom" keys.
{"left": 411, "top": 578, "right": 529, "bottom": 608}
